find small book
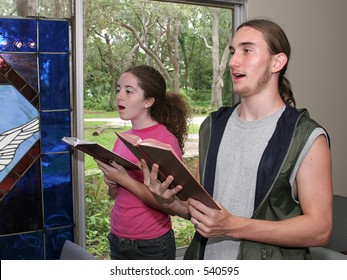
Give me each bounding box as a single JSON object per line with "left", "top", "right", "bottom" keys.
{"left": 116, "top": 132, "right": 220, "bottom": 210}
{"left": 62, "top": 136, "right": 140, "bottom": 170}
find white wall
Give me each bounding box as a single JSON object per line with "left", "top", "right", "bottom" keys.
{"left": 247, "top": 0, "right": 347, "bottom": 196}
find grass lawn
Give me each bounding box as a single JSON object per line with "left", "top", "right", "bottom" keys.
{"left": 84, "top": 110, "right": 120, "bottom": 119}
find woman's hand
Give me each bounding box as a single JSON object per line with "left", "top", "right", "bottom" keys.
{"left": 104, "top": 175, "right": 118, "bottom": 189}
{"left": 103, "top": 175, "right": 119, "bottom": 199}
{"left": 95, "top": 159, "right": 129, "bottom": 186}
{"left": 95, "top": 159, "right": 131, "bottom": 199}
{"left": 141, "top": 160, "right": 180, "bottom": 204}
{"left": 141, "top": 159, "right": 190, "bottom": 219}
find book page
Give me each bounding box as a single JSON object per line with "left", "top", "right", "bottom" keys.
{"left": 139, "top": 138, "right": 173, "bottom": 151}
{"left": 62, "top": 136, "right": 95, "bottom": 146}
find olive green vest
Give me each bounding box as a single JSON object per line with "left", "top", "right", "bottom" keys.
{"left": 184, "top": 105, "right": 324, "bottom": 260}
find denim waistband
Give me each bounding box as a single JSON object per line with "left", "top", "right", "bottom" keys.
{"left": 109, "top": 229, "right": 174, "bottom": 245}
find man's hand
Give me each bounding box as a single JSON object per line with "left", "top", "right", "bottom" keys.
{"left": 188, "top": 198, "right": 238, "bottom": 239}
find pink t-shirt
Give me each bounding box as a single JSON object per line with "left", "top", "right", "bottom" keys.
{"left": 110, "top": 123, "right": 182, "bottom": 239}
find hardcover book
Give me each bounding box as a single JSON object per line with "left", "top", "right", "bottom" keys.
{"left": 62, "top": 136, "right": 140, "bottom": 170}
{"left": 116, "top": 132, "right": 220, "bottom": 209}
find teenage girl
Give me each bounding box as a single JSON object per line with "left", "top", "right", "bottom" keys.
{"left": 96, "top": 65, "right": 191, "bottom": 260}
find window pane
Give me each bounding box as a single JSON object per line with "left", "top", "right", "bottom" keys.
{"left": 40, "top": 111, "right": 71, "bottom": 153}
{"left": 0, "top": 18, "right": 37, "bottom": 52}
{"left": 0, "top": 54, "right": 38, "bottom": 90}
{"left": 45, "top": 227, "right": 74, "bottom": 260}
{"left": 0, "top": 231, "right": 44, "bottom": 260}
{"left": 39, "top": 54, "right": 70, "bottom": 110}
{"left": 42, "top": 153, "right": 73, "bottom": 228}
{"left": 39, "top": 20, "right": 69, "bottom": 52}
{"left": 0, "top": 160, "right": 43, "bottom": 235}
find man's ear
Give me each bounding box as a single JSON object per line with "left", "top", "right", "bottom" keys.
{"left": 144, "top": 97, "right": 155, "bottom": 109}
{"left": 272, "top": 53, "right": 288, "bottom": 73}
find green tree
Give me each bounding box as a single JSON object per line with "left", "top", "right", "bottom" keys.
{"left": 84, "top": 0, "right": 233, "bottom": 110}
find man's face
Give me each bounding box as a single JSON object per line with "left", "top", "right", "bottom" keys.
{"left": 229, "top": 26, "right": 275, "bottom": 98}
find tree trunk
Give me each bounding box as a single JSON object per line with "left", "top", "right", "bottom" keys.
{"left": 105, "top": 33, "right": 116, "bottom": 111}
{"left": 118, "top": 20, "right": 174, "bottom": 88}
{"left": 210, "top": 10, "right": 223, "bottom": 108}
{"left": 109, "top": 75, "right": 116, "bottom": 111}
{"left": 167, "top": 17, "right": 181, "bottom": 93}
{"left": 16, "top": 0, "right": 37, "bottom": 16}
{"left": 210, "top": 9, "right": 233, "bottom": 108}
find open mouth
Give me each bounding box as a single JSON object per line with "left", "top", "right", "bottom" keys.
{"left": 232, "top": 72, "right": 246, "bottom": 78}
{"left": 117, "top": 105, "right": 125, "bottom": 111}
{"left": 232, "top": 72, "right": 246, "bottom": 82}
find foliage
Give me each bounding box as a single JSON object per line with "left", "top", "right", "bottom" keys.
{"left": 84, "top": 84, "right": 112, "bottom": 111}
{"left": 189, "top": 89, "right": 211, "bottom": 102}
{"left": 85, "top": 171, "right": 113, "bottom": 259}
{"left": 84, "top": 0, "right": 233, "bottom": 110}
{"left": 172, "top": 216, "right": 195, "bottom": 248}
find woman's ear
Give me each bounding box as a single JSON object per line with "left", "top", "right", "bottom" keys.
{"left": 144, "top": 97, "right": 155, "bottom": 109}
{"left": 272, "top": 53, "right": 288, "bottom": 73}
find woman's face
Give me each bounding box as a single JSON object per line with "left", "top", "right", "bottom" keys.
{"left": 116, "top": 72, "right": 153, "bottom": 124}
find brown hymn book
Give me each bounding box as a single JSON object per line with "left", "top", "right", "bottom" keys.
{"left": 115, "top": 132, "right": 220, "bottom": 210}
{"left": 61, "top": 136, "right": 140, "bottom": 170}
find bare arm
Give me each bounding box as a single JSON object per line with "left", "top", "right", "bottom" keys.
{"left": 189, "top": 135, "right": 333, "bottom": 247}
{"left": 103, "top": 176, "right": 118, "bottom": 199}
{"left": 95, "top": 159, "right": 177, "bottom": 215}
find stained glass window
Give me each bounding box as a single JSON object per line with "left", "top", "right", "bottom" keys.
{"left": 0, "top": 14, "right": 74, "bottom": 260}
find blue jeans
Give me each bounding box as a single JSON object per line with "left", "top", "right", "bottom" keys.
{"left": 108, "top": 229, "right": 176, "bottom": 260}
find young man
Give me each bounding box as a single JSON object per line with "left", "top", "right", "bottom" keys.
{"left": 142, "top": 19, "right": 333, "bottom": 260}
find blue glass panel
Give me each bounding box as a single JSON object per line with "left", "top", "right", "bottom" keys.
{"left": 0, "top": 231, "right": 44, "bottom": 260}
{"left": 42, "top": 153, "right": 73, "bottom": 228}
{"left": 0, "top": 17, "right": 74, "bottom": 261}
{"left": 0, "top": 85, "right": 40, "bottom": 183}
{"left": 0, "top": 160, "right": 42, "bottom": 235}
{"left": 39, "top": 20, "right": 69, "bottom": 52}
{"left": 0, "top": 18, "right": 37, "bottom": 52}
{"left": 40, "top": 111, "right": 71, "bottom": 153}
{"left": 45, "top": 227, "right": 74, "bottom": 260}
{"left": 39, "top": 54, "right": 70, "bottom": 110}
{"left": 1, "top": 54, "right": 38, "bottom": 90}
